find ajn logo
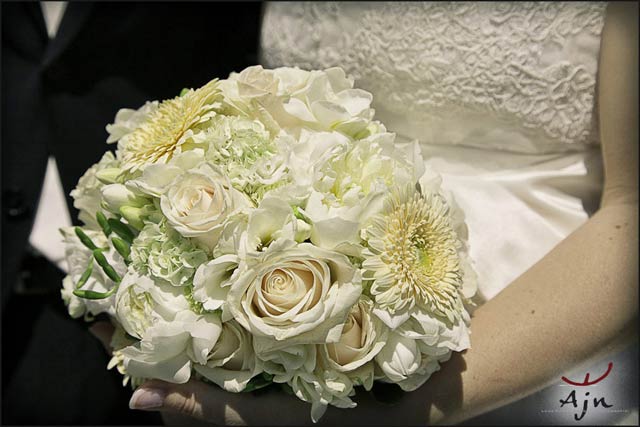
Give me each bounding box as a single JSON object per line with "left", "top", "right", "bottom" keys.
{"left": 559, "top": 362, "right": 614, "bottom": 421}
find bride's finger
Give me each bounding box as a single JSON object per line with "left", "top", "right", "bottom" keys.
{"left": 88, "top": 321, "right": 115, "bottom": 355}
{"left": 129, "top": 379, "right": 226, "bottom": 423}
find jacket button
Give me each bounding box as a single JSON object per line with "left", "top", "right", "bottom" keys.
{"left": 2, "top": 188, "right": 30, "bottom": 220}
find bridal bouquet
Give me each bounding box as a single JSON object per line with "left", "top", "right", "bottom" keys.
{"left": 61, "top": 66, "right": 477, "bottom": 422}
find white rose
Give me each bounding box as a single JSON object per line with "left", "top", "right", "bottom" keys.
{"left": 120, "top": 311, "right": 222, "bottom": 384}
{"left": 160, "top": 163, "right": 252, "bottom": 249}
{"left": 226, "top": 240, "right": 362, "bottom": 352}
{"left": 231, "top": 65, "right": 279, "bottom": 99}
{"left": 114, "top": 271, "right": 190, "bottom": 339}
{"left": 193, "top": 320, "right": 262, "bottom": 392}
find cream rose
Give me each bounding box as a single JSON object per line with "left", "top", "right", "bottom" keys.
{"left": 226, "top": 240, "right": 362, "bottom": 352}
{"left": 320, "top": 296, "right": 388, "bottom": 389}
{"left": 193, "top": 320, "right": 262, "bottom": 392}
{"left": 160, "top": 163, "right": 251, "bottom": 249}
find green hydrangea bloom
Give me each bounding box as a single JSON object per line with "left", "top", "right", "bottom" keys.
{"left": 130, "top": 220, "right": 209, "bottom": 287}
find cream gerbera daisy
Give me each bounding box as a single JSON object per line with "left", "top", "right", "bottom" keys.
{"left": 362, "top": 186, "right": 464, "bottom": 323}
{"left": 118, "top": 79, "right": 221, "bottom": 172}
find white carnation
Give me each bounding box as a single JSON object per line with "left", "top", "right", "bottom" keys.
{"left": 120, "top": 311, "right": 222, "bottom": 384}
{"left": 114, "top": 271, "right": 190, "bottom": 339}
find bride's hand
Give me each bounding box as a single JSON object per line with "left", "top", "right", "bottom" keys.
{"left": 89, "top": 319, "right": 440, "bottom": 426}
{"left": 87, "top": 320, "right": 309, "bottom": 425}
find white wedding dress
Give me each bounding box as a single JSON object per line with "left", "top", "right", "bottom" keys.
{"left": 261, "top": 2, "right": 638, "bottom": 424}
{"left": 261, "top": 1, "right": 605, "bottom": 303}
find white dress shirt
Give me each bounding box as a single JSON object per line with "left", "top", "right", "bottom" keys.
{"left": 30, "top": 1, "right": 71, "bottom": 271}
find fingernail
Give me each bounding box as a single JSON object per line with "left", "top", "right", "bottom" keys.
{"left": 129, "top": 387, "right": 166, "bottom": 410}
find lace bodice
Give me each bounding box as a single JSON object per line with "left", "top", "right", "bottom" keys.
{"left": 261, "top": 2, "right": 607, "bottom": 154}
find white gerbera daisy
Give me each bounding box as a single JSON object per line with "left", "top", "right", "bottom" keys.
{"left": 118, "top": 79, "right": 221, "bottom": 172}
{"left": 362, "top": 186, "right": 464, "bottom": 324}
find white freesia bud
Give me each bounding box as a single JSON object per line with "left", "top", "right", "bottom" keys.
{"left": 119, "top": 206, "right": 146, "bottom": 230}
{"left": 374, "top": 331, "right": 421, "bottom": 383}
{"left": 95, "top": 167, "right": 124, "bottom": 184}
{"left": 227, "top": 240, "right": 362, "bottom": 352}
{"left": 193, "top": 320, "right": 262, "bottom": 392}
{"left": 101, "top": 183, "right": 148, "bottom": 214}
{"left": 294, "top": 218, "right": 311, "bottom": 242}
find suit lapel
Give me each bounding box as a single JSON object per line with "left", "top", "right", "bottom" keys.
{"left": 42, "top": 2, "right": 94, "bottom": 67}
{"left": 24, "top": 2, "right": 49, "bottom": 42}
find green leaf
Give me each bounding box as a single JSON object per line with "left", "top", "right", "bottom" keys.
{"left": 96, "top": 211, "right": 112, "bottom": 237}
{"left": 280, "top": 383, "right": 294, "bottom": 395}
{"left": 108, "top": 218, "right": 135, "bottom": 244}
{"left": 75, "top": 227, "right": 98, "bottom": 251}
{"left": 242, "top": 375, "right": 273, "bottom": 393}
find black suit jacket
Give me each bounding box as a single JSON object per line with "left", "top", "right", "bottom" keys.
{"left": 1, "top": 2, "right": 262, "bottom": 424}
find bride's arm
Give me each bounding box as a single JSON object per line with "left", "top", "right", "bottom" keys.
{"left": 399, "top": 2, "right": 639, "bottom": 424}
{"left": 394, "top": 2, "right": 639, "bottom": 424}
{"left": 124, "top": 3, "right": 638, "bottom": 425}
